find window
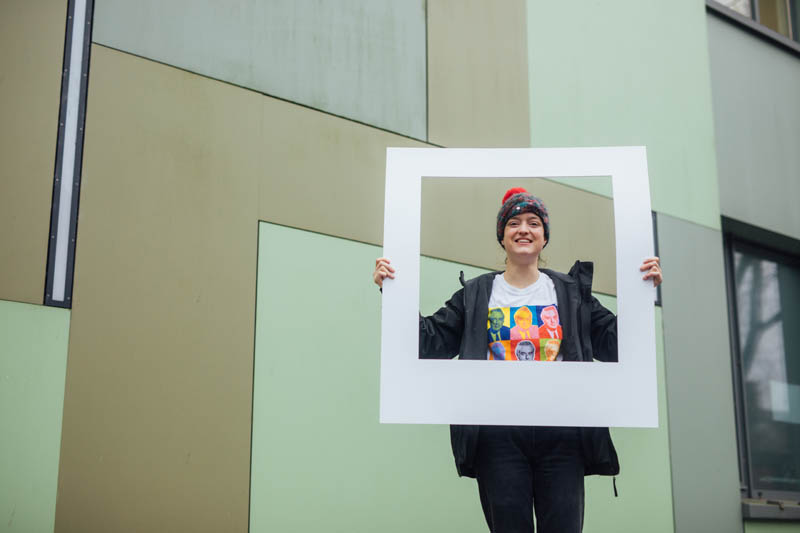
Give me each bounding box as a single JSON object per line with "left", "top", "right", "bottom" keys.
{"left": 724, "top": 218, "right": 800, "bottom": 518}
{"left": 714, "top": 0, "right": 800, "bottom": 43}
{"left": 717, "top": 0, "right": 754, "bottom": 18}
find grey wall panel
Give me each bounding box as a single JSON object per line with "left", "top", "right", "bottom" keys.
{"left": 708, "top": 15, "right": 800, "bottom": 240}
{"left": 93, "top": 0, "right": 427, "bottom": 139}
{"left": 658, "top": 213, "right": 742, "bottom": 533}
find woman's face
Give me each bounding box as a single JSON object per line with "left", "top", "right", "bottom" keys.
{"left": 502, "top": 212, "right": 546, "bottom": 262}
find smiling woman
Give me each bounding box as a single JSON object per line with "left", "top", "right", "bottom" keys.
{"left": 372, "top": 186, "right": 662, "bottom": 533}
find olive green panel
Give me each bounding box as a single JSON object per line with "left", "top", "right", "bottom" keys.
{"left": 421, "top": 178, "right": 617, "bottom": 296}
{"left": 707, "top": 14, "right": 800, "bottom": 241}
{"left": 0, "top": 0, "right": 66, "bottom": 304}
{"left": 427, "top": 0, "right": 530, "bottom": 148}
{"left": 56, "top": 45, "right": 426, "bottom": 533}
{"left": 745, "top": 521, "right": 800, "bottom": 532}
{"left": 0, "top": 299, "right": 70, "bottom": 533}
{"left": 252, "top": 223, "right": 671, "bottom": 532}
{"left": 527, "top": 1, "right": 721, "bottom": 230}
{"left": 55, "top": 46, "right": 262, "bottom": 532}
{"left": 255, "top": 107, "right": 615, "bottom": 292}
{"left": 254, "top": 87, "right": 425, "bottom": 247}
{"left": 658, "top": 213, "right": 742, "bottom": 533}
{"left": 61, "top": 43, "right": 639, "bottom": 531}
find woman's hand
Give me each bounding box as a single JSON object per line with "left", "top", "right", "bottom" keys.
{"left": 373, "top": 257, "right": 396, "bottom": 288}
{"left": 640, "top": 256, "right": 663, "bottom": 287}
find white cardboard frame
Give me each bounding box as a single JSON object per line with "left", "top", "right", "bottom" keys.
{"left": 380, "top": 147, "right": 657, "bottom": 427}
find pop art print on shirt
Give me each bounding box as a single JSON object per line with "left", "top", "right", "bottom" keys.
{"left": 538, "top": 305, "right": 562, "bottom": 340}
{"left": 487, "top": 305, "right": 562, "bottom": 361}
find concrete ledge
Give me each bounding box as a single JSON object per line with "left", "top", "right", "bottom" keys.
{"left": 743, "top": 499, "right": 800, "bottom": 521}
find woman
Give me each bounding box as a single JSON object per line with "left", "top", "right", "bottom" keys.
{"left": 373, "top": 187, "right": 662, "bottom": 533}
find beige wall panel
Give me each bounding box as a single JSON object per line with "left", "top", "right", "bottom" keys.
{"left": 60, "top": 44, "right": 615, "bottom": 531}
{"left": 256, "top": 97, "right": 426, "bottom": 246}
{"left": 421, "top": 179, "right": 616, "bottom": 295}
{"left": 254, "top": 98, "right": 612, "bottom": 291}
{"left": 427, "top": 0, "right": 530, "bottom": 148}
{"left": 56, "top": 46, "right": 261, "bottom": 532}
{"left": 57, "top": 45, "right": 427, "bottom": 532}
{"left": 0, "top": 0, "right": 66, "bottom": 303}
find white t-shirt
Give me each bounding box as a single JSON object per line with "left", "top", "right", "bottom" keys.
{"left": 486, "top": 272, "right": 564, "bottom": 361}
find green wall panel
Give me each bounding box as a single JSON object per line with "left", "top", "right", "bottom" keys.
{"left": 707, "top": 14, "right": 800, "bottom": 240}
{"left": 585, "top": 299, "right": 674, "bottom": 533}
{"left": 251, "top": 223, "right": 672, "bottom": 532}
{"left": 93, "top": 0, "right": 427, "bottom": 139}
{"left": 658, "top": 213, "right": 742, "bottom": 533}
{"left": 0, "top": 300, "right": 70, "bottom": 533}
{"left": 251, "top": 223, "right": 486, "bottom": 532}
{"left": 526, "top": 0, "right": 721, "bottom": 229}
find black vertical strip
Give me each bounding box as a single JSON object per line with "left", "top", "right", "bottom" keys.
{"left": 247, "top": 222, "right": 261, "bottom": 533}
{"left": 44, "top": 0, "right": 94, "bottom": 308}
{"left": 652, "top": 210, "right": 662, "bottom": 306}
{"left": 63, "top": 0, "right": 95, "bottom": 307}
{"left": 43, "top": 0, "right": 74, "bottom": 307}
{"left": 722, "top": 230, "right": 752, "bottom": 498}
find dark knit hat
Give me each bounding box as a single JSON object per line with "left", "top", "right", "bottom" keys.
{"left": 496, "top": 187, "right": 550, "bottom": 246}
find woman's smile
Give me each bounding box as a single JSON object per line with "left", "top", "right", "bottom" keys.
{"left": 503, "top": 213, "right": 546, "bottom": 259}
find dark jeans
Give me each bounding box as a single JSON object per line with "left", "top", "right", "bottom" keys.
{"left": 474, "top": 426, "right": 584, "bottom": 533}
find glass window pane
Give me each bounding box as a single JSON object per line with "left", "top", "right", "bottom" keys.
{"left": 733, "top": 244, "right": 800, "bottom": 496}
{"left": 790, "top": 0, "right": 799, "bottom": 42}
{"left": 758, "top": 0, "right": 792, "bottom": 38}
{"left": 717, "top": 0, "right": 753, "bottom": 17}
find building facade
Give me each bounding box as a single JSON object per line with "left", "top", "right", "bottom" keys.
{"left": 1, "top": 1, "right": 799, "bottom": 531}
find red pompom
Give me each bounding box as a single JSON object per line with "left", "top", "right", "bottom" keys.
{"left": 502, "top": 187, "right": 528, "bottom": 205}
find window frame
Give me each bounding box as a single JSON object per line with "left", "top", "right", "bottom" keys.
{"left": 707, "top": 0, "right": 800, "bottom": 57}
{"left": 723, "top": 216, "right": 800, "bottom": 518}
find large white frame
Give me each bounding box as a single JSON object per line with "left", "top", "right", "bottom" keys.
{"left": 380, "top": 147, "right": 658, "bottom": 427}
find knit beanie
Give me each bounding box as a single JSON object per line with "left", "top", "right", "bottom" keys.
{"left": 496, "top": 187, "right": 550, "bottom": 246}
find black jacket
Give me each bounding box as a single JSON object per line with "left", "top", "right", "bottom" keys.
{"left": 419, "top": 261, "right": 620, "bottom": 478}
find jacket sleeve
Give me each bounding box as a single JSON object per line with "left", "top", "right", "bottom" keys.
{"left": 419, "top": 288, "right": 466, "bottom": 359}
{"left": 589, "top": 296, "right": 618, "bottom": 363}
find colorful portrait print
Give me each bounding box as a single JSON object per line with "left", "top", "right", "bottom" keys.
{"left": 489, "top": 340, "right": 512, "bottom": 361}
{"left": 487, "top": 308, "right": 511, "bottom": 343}
{"left": 542, "top": 339, "right": 561, "bottom": 361}
{"left": 487, "top": 305, "right": 564, "bottom": 361}
{"left": 515, "top": 340, "right": 536, "bottom": 361}
{"left": 538, "top": 305, "right": 562, "bottom": 340}
{"left": 510, "top": 306, "right": 538, "bottom": 341}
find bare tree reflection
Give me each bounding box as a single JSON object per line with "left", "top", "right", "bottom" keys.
{"left": 734, "top": 250, "right": 799, "bottom": 493}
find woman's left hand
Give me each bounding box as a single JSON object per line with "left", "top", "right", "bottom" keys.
{"left": 640, "top": 256, "right": 663, "bottom": 287}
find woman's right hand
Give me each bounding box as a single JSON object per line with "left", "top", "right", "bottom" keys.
{"left": 373, "top": 257, "right": 395, "bottom": 288}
